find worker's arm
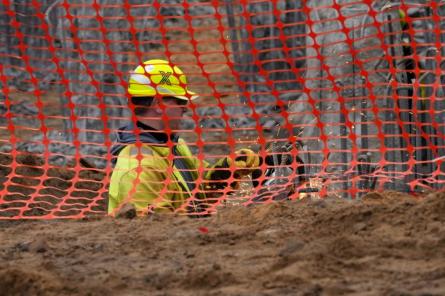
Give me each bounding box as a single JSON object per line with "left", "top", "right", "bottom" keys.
{"left": 109, "top": 166, "right": 184, "bottom": 215}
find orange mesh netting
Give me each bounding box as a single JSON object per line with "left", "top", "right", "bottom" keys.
{"left": 0, "top": 0, "right": 444, "bottom": 219}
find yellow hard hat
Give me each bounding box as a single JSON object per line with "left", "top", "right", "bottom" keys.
{"left": 128, "top": 59, "right": 198, "bottom": 101}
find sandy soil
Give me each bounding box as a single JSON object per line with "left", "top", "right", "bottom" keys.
{"left": 0, "top": 190, "right": 444, "bottom": 296}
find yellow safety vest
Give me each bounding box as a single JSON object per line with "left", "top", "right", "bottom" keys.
{"left": 108, "top": 138, "right": 210, "bottom": 215}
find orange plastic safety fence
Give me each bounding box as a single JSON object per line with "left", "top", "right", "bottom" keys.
{"left": 0, "top": 0, "right": 444, "bottom": 219}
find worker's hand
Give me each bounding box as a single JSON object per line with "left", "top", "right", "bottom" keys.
{"left": 229, "top": 148, "right": 261, "bottom": 177}
{"left": 204, "top": 148, "right": 261, "bottom": 189}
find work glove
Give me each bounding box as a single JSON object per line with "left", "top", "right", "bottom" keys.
{"left": 204, "top": 148, "right": 261, "bottom": 190}
{"left": 229, "top": 148, "right": 261, "bottom": 176}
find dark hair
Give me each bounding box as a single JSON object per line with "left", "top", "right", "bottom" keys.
{"left": 131, "top": 96, "right": 154, "bottom": 116}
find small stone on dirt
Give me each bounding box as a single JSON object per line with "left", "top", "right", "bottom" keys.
{"left": 115, "top": 203, "right": 137, "bottom": 219}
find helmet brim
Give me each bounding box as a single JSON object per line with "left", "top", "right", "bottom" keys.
{"left": 172, "top": 90, "right": 199, "bottom": 101}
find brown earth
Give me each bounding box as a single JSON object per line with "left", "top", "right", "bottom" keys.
{"left": 0, "top": 152, "right": 108, "bottom": 218}
{"left": 0, "top": 191, "right": 444, "bottom": 296}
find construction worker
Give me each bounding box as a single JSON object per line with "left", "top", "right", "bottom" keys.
{"left": 108, "top": 59, "right": 260, "bottom": 216}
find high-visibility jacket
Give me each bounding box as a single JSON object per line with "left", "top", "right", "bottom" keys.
{"left": 108, "top": 122, "right": 211, "bottom": 215}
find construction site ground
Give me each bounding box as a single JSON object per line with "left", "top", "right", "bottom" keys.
{"left": 1, "top": 190, "right": 444, "bottom": 296}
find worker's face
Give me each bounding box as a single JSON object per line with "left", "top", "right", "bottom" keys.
{"left": 159, "top": 97, "right": 189, "bottom": 131}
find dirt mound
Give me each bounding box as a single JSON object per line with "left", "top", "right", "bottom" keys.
{"left": 0, "top": 268, "right": 63, "bottom": 296}
{"left": 1, "top": 191, "right": 444, "bottom": 295}
{"left": 0, "top": 152, "right": 107, "bottom": 218}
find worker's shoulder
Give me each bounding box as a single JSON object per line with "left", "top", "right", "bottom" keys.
{"left": 115, "top": 144, "right": 169, "bottom": 166}
{"left": 128, "top": 144, "right": 154, "bottom": 156}
{"left": 118, "top": 143, "right": 169, "bottom": 156}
